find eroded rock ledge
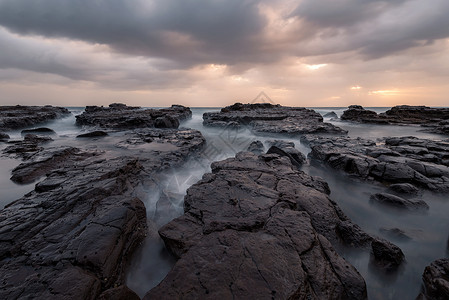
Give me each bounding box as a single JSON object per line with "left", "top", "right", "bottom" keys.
{"left": 146, "top": 151, "right": 404, "bottom": 299}
{"left": 203, "top": 103, "right": 347, "bottom": 135}
{"left": 0, "top": 105, "right": 70, "bottom": 130}
{"left": 75, "top": 103, "right": 191, "bottom": 129}
{"left": 0, "top": 128, "right": 205, "bottom": 299}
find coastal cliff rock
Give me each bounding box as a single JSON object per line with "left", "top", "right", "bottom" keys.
{"left": 146, "top": 151, "right": 404, "bottom": 299}
{"left": 0, "top": 127, "right": 205, "bottom": 299}
{"left": 203, "top": 103, "right": 347, "bottom": 135}
{"left": 301, "top": 135, "right": 449, "bottom": 193}
{"left": 75, "top": 103, "right": 191, "bottom": 129}
{"left": 0, "top": 105, "right": 70, "bottom": 130}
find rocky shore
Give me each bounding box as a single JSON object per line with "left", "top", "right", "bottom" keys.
{"left": 203, "top": 103, "right": 347, "bottom": 135}
{"left": 341, "top": 105, "right": 449, "bottom": 135}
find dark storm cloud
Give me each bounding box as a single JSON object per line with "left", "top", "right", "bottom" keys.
{"left": 0, "top": 0, "right": 267, "bottom": 67}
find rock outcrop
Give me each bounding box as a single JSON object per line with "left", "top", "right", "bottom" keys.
{"left": 417, "top": 258, "right": 449, "bottom": 300}
{"left": 301, "top": 135, "right": 449, "bottom": 193}
{"left": 0, "top": 127, "right": 206, "bottom": 299}
{"left": 341, "top": 105, "right": 449, "bottom": 135}
{"left": 146, "top": 151, "right": 404, "bottom": 299}
{"left": 75, "top": 103, "right": 191, "bottom": 129}
{"left": 203, "top": 103, "right": 347, "bottom": 135}
{"left": 0, "top": 105, "right": 70, "bottom": 130}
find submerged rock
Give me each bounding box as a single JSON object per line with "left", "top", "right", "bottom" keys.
{"left": 21, "top": 127, "right": 56, "bottom": 135}
{"left": 146, "top": 151, "right": 405, "bottom": 299}
{"left": 75, "top": 103, "right": 191, "bottom": 129}
{"left": 324, "top": 111, "right": 338, "bottom": 118}
{"left": 0, "top": 105, "right": 70, "bottom": 130}
{"left": 370, "top": 193, "right": 429, "bottom": 211}
{"left": 203, "top": 103, "right": 347, "bottom": 136}
{"left": 418, "top": 258, "right": 449, "bottom": 300}
{"left": 387, "top": 183, "right": 420, "bottom": 197}
{"left": 371, "top": 239, "right": 405, "bottom": 270}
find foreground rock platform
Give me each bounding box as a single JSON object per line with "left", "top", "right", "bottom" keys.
{"left": 75, "top": 103, "right": 192, "bottom": 129}
{"left": 0, "top": 127, "right": 205, "bottom": 299}
{"left": 203, "top": 103, "right": 347, "bottom": 135}
{"left": 146, "top": 151, "right": 406, "bottom": 299}
{"left": 341, "top": 105, "right": 449, "bottom": 135}
{"left": 0, "top": 105, "right": 70, "bottom": 130}
{"left": 301, "top": 135, "right": 449, "bottom": 193}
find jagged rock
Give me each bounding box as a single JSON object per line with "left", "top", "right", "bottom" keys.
{"left": 418, "top": 258, "right": 449, "bottom": 300}
{"left": 370, "top": 193, "right": 429, "bottom": 210}
{"left": 145, "top": 152, "right": 406, "bottom": 299}
{"left": 302, "top": 135, "right": 449, "bottom": 193}
{"left": 21, "top": 127, "right": 56, "bottom": 135}
{"left": 0, "top": 127, "right": 206, "bottom": 299}
{"left": 246, "top": 140, "right": 264, "bottom": 154}
{"left": 324, "top": 111, "right": 338, "bottom": 118}
{"left": 203, "top": 103, "right": 347, "bottom": 135}
{"left": 76, "top": 104, "right": 191, "bottom": 129}
{"left": 0, "top": 132, "right": 9, "bottom": 141}
{"left": 266, "top": 140, "right": 306, "bottom": 167}
{"left": 341, "top": 106, "right": 382, "bottom": 123}
{"left": 0, "top": 105, "right": 70, "bottom": 130}
{"left": 387, "top": 183, "right": 419, "bottom": 196}
{"left": 76, "top": 131, "right": 109, "bottom": 138}
{"left": 371, "top": 239, "right": 405, "bottom": 270}
{"left": 2, "top": 134, "right": 53, "bottom": 160}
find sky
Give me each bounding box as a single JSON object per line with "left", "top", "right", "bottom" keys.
{"left": 0, "top": 0, "right": 448, "bottom": 107}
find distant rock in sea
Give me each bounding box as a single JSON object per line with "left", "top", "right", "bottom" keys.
{"left": 0, "top": 105, "right": 70, "bottom": 130}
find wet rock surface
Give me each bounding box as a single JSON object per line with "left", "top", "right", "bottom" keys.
{"left": 0, "top": 105, "right": 70, "bottom": 130}
{"left": 76, "top": 130, "right": 109, "bottom": 138}
{"left": 203, "top": 103, "right": 347, "bottom": 135}
{"left": 0, "top": 127, "right": 205, "bottom": 299}
{"left": 341, "top": 105, "right": 449, "bottom": 135}
{"left": 146, "top": 151, "right": 406, "bottom": 299}
{"left": 2, "top": 134, "right": 54, "bottom": 160}
{"left": 418, "top": 258, "right": 449, "bottom": 300}
{"left": 370, "top": 193, "right": 429, "bottom": 211}
{"left": 21, "top": 127, "right": 56, "bottom": 135}
{"left": 75, "top": 103, "right": 191, "bottom": 129}
{"left": 301, "top": 135, "right": 449, "bottom": 192}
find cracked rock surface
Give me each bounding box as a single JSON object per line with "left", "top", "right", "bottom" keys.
{"left": 145, "top": 151, "right": 404, "bottom": 299}
{"left": 203, "top": 103, "right": 347, "bottom": 135}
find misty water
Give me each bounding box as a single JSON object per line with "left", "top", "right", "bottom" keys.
{"left": 1, "top": 107, "right": 448, "bottom": 299}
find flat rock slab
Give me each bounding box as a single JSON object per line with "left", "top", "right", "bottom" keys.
{"left": 0, "top": 127, "right": 206, "bottom": 299}
{"left": 341, "top": 105, "right": 449, "bottom": 135}
{"left": 75, "top": 103, "right": 191, "bottom": 129}
{"left": 0, "top": 105, "right": 70, "bottom": 130}
{"left": 301, "top": 135, "right": 449, "bottom": 193}
{"left": 146, "top": 151, "right": 405, "bottom": 299}
{"left": 203, "top": 103, "right": 347, "bottom": 135}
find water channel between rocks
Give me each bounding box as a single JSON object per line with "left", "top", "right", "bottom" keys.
{"left": 1, "top": 107, "right": 448, "bottom": 300}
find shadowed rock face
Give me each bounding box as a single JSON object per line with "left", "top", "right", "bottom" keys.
{"left": 75, "top": 103, "right": 191, "bottom": 129}
{"left": 203, "top": 103, "right": 347, "bottom": 135}
{"left": 0, "top": 105, "right": 71, "bottom": 130}
{"left": 0, "top": 127, "right": 205, "bottom": 299}
{"left": 418, "top": 258, "right": 449, "bottom": 300}
{"left": 341, "top": 105, "right": 449, "bottom": 135}
{"left": 145, "top": 151, "right": 405, "bottom": 299}
{"left": 301, "top": 135, "right": 449, "bottom": 193}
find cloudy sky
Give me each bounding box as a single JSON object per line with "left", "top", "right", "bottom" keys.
{"left": 0, "top": 0, "right": 448, "bottom": 107}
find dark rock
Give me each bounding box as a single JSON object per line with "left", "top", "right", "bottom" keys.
{"left": 266, "top": 140, "right": 306, "bottom": 167}
{"left": 76, "top": 104, "right": 191, "bottom": 129}
{"left": 341, "top": 105, "right": 381, "bottom": 123}
{"left": 0, "top": 105, "right": 70, "bottom": 130}
{"left": 379, "top": 228, "right": 412, "bottom": 241}
{"left": 154, "top": 115, "right": 180, "bottom": 129}
{"left": 21, "top": 127, "right": 56, "bottom": 135}
{"left": 2, "top": 134, "right": 53, "bottom": 159}
{"left": 324, "top": 111, "right": 338, "bottom": 118}
{"left": 418, "top": 258, "right": 449, "bottom": 300}
{"left": 203, "top": 103, "right": 347, "bottom": 135}
{"left": 370, "top": 193, "right": 429, "bottom": 210}
{"left": 76, "top": 131, "right": 109, "bottom": 138}
{"left": 246, "top": 140, "right": 264, "bottom": 154}
{"left": 0, "top": 127, "right": 206, "bottom": 299}
{"left": 146, "top": 152, "right": 406, "bottom": 299}
{"left": 302, "top": 135, "right": 449, "bottom": 193}
{"left": 371, "top": 238, "right": 405, "bottom": 270}
{"left": 0, "top": 132, "right": 9, "bottom": 141}
{"left": 387, "top": 183, "right": 419, "bottom": 196}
